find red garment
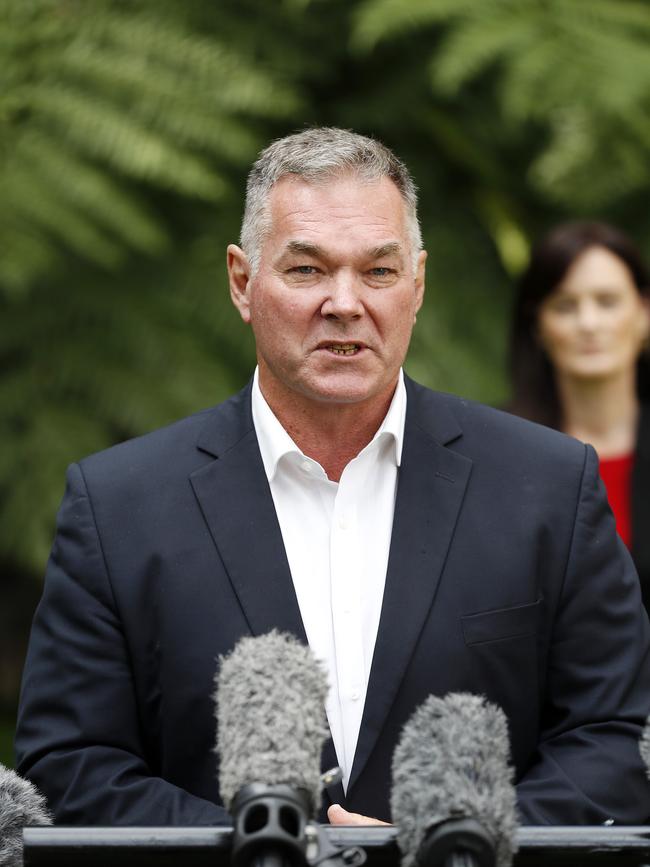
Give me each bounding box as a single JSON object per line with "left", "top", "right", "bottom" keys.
{"left": 599, "top": 452, "right": 635, "bottom": 548}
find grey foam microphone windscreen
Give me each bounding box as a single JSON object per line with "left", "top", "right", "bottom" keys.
{"left": 390, "top": 692, "right": 518, "bottom": 867}
{"left": 640, "top": 718, "right": 650, "bottom": 776}
{"left": 0, "top": 764, "right": 52, "bottom": 867}
{"left": 215, "top": 630, "right": 329, "bottom": 815}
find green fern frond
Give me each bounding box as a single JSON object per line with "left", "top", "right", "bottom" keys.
{"left": 18, "top": 134, "right": 168, "bottom": 253}
{"left": 26, "top": 85, "right": 227, "bottom": 196}
{"left": 4, "top": 164, "right": 124, "bottom": 266}
{"left": 352, "top": 0, "right": 477, "bottom": 52}
{"left": 566, "top": 0, "right": 650, "bottom": 35}
{"left": 60, "top": 26, "right": 299, "bottom": 118}
{"left": 531, "top": 106, "right": 650, "bottom": 208}
{"left": 0, "top": 0, "right": 302, "bottom": 297}
{"left": 432, "top": 8, "right": 532, "bottom": 94}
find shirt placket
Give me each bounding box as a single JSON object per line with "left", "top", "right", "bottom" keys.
{"left": 330, "top": 478, "right": 365, "bottom": 783}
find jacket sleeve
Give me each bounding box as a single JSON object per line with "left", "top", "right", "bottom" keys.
{"left": 516, "top": 445, "right": 650, "bottom": 824}
{"left": 14, "top": 462, "right": 230, "bottom": 826}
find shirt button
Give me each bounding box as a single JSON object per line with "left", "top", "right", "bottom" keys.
{"left": 351, "top": 691, "right": 360, "bottom": 701}
{"left": 301, "top": 461, "right": 312, "bottom": 474}
{"left": 338, "top": 516, "right": 347, "bottom": 530}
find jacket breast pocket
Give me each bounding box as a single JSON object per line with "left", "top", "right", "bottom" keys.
{"left": 461, "top": 598, "right": 542, "bottom": 646}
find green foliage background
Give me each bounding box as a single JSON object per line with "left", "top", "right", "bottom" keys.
{"left": 2, "top": 0, "right": 650, "bottom": 746}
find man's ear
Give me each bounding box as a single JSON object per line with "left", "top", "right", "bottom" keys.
{"left": 414, "top": 249, "right": 427, "bottom": 318}
{"left": 227, "top": 244, "right": 252, "bottom": 324}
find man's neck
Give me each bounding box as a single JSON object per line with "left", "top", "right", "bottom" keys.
{"left": 259, "top": 381, "right": 397, "bottom": 482}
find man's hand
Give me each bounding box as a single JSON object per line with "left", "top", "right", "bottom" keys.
{"left": 327, "top": 804, "right": 390, "bottom": 826}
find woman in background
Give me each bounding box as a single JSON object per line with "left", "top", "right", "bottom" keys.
{"left": 509, "top": 221, "right": 650, "bottom": 608}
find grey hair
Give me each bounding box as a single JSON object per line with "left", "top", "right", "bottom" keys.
{"left": 240, "top": 127, "right": 423, "bottom": 274}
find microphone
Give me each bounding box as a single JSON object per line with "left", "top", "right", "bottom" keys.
{"left": 390, "top": 692, "right": 518, "bottom": 867}
{"left": 215, "top": 631, "right": 329, "bottom": 867}
{"left": 0, "top": 763, "right": 52, "bottom": 867}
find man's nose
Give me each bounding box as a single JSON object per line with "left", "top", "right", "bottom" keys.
{"left": 320, "top": 273, "right": 364, "bottom": 320}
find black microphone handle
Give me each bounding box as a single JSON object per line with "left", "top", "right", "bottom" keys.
{"left": 417, "top": 818, "right": 495, "bottom": 867}
{"left": 230, "top": 784, "right": 311, "bottom": 867}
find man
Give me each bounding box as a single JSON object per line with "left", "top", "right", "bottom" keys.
{"left": 15, "top": 128, "right": 650, "bottom": 826}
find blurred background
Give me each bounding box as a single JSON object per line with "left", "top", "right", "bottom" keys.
{"left": 3, "top": 0, "right": 650, "bottom": 764}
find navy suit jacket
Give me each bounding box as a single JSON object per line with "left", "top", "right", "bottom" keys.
{"left": 15, "top": 378, "right": 650, "bottom": 825}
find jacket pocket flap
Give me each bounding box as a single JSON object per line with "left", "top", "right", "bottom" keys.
{"left": 461, "top": 598, "right": 541, "bottom": 646}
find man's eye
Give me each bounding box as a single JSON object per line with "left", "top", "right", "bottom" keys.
{"left": 369, "top": 267, "right": 393, "bottom": 278}
{"left": 290, "top": 265, "right": 317, "bottom": 275}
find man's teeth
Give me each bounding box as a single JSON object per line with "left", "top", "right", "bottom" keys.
{"left": 329, "top": 343, "right": 359, "bottom": 355}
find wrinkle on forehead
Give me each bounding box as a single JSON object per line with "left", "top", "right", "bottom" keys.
{"left": 265, "top": 175, "right": 411, "bottom": 263}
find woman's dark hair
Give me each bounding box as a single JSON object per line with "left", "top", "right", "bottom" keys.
{"left": 508, "top": 221, "right": 650, "bottom": 428}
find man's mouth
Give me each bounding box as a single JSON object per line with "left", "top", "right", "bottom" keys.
{"left": 323, "top": 342, "right": 362, "bottom": 355}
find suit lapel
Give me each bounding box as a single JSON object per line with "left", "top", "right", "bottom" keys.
{"left": 190, "top": 387, "right": 345, "bottom": 808}
{"left": 189, "top": 385, "right": 307, "bottom": 642}
{"left": 347, "top": 380, "right": 472, "bottom": 793}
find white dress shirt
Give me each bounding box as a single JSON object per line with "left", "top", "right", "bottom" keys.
{"left": 251, "top": 368, "right": 406, "bottom": 790}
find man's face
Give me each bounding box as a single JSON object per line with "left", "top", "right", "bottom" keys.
{"left": 228, "top": 173, "right": 426, "bottom": 413}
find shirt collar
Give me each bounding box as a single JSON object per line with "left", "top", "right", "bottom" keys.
{"left": 251, "top": 368, "right": 406, "bottom": 482}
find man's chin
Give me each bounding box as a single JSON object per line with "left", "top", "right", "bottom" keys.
{"left": 298, "top": 375, "right": 397, "bottom": 407}
{"left": 259, "top": 363, "right": 399, "bottom": 410}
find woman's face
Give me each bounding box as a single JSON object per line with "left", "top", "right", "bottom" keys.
{"left": 537, "top": 246, "right": 650, "bottom": 384}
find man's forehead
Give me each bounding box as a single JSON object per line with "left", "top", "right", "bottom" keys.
{"left": 265, "top": 173, "right": 409, "bottom": 239}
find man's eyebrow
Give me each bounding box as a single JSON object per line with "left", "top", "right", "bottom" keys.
{"left": 368, "top": 242, "right": 403, "bottom": 259}
{"left": 284, "top": 240, "right": 323, "bottom": 257}
{"left": 281, "top": 240, "right": 405, "bottom": 260}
